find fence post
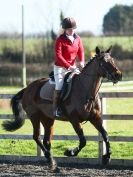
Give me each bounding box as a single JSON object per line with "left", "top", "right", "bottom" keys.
{"left": 98, "top": 97, "right": 107, "bottom": 164}
{"left": 37, "top": 123, "right": 44, "bottom": 156}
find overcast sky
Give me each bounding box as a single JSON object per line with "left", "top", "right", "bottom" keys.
{"left": 0, "top": 0, "right": 132, "bottom": 35}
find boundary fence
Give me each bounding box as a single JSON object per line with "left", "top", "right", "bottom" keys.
{"left": 0, "top": 92, "right": 133, "bottom": 167}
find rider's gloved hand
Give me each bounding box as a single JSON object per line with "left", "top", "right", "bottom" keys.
{"left": 68, "top": 65, "right": 76, "bottom": 72}
{"left": 78, "top": 61, "right": 85, "bottom": 71}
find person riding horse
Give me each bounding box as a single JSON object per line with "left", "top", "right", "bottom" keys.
{"left": 2, "top": 46, "right": 122, "bottom": 172}
{"left": 53, "top": 17, "right": 85, "bottom": 117}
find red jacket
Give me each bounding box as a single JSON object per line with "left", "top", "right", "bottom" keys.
{"left": 54, "top": 33, "right": 84, "bottom": 69}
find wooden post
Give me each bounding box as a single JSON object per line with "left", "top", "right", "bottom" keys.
{"left": 37, "top": 123, "right": 44, "bottom": 156}
{"left": 98, "top": 97, "right": 107, "bottom": 164}
{"left": 22, "top": 5, "right": 26, "bottom": 87}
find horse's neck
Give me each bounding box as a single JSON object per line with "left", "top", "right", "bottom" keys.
{"left": 78, "top": 61, "right": 101, "bottom": 99}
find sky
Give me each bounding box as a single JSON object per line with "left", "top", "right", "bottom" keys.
{"left": 0, "top": 0, "right": 132, "bottom": 35}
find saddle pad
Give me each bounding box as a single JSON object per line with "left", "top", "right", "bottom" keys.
{"left": 40, "top": 80, "right": 55, "bottom": 101}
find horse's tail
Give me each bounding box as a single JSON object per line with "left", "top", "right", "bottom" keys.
{"left": 2, "top": 88, "right": 25, "bottom": 131}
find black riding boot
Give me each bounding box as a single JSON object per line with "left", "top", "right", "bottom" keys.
{"left": 53, "top": 90, "right": 62, "bottom": 117}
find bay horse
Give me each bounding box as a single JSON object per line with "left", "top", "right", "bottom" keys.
{"left": 2, "top": 46, "right": 122, "bottom": 172}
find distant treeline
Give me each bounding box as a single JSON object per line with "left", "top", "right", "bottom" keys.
{"left": 0, "top": 36, "right": 133, "bottom": 85}
{"left": 0, "top": 36, "right": 133, "bottom": 64}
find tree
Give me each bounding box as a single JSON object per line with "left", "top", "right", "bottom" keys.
{"left": 103, "top": 5, "right": 133, "bottom": 36}
{"left": 51, "top": 29, "right": 57, "bottom": 41}
{"left": 60, "top": 11, "right": 64, "bottom": 23}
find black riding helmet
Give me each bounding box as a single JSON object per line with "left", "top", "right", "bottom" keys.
{"left": 61, "top": 17, "right": 77, "bottom": 29}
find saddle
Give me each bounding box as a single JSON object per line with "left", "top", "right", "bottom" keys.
{"left": 40, "top": 71, "right": 76, "bottom": 102}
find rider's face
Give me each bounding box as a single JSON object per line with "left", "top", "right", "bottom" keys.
{"left": 65, "top": 28, "right": 75, "bottom": 36}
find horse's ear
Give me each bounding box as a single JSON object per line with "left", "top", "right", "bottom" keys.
{"left": 95, "top": 46, "right": 100, "bottom": 55}
{"left": 106, "top": 45, "right": 112, "bottom": 53}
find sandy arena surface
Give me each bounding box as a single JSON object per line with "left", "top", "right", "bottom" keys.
{"left": 0, "top": 162, "right": 132, "bottom": 177}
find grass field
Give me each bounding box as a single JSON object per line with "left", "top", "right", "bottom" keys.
{"left": 0, "top": 81, "right": 133, "bottom": 159}
{"left": 82, "top": 36, "right": 133, "bottom": 52}
{"left": 0, "top": 36, "right": 133, "bottom": 54}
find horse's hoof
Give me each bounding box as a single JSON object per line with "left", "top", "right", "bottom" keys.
{"left": 64, "top": 148, "right": 78, "bottom": 157}
{"left": 49, "top": 162, "right": 60, "bottom": 173}
{"left": 102, "top": 154, "right": 111, "bottom": 165}
{"left": 50, "top": 164, "right": 60, "bottom": 173}
{"left": 64, "top": 149, "right": 74, "bottom": 156}
{"left": 48, "top": 158, "right": 59, "bottom": 172}
{"left": 50, "top": 166, "right": 60, "bottom": 173}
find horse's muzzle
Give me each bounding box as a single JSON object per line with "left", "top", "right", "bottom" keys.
{"left": 111, "top": 70, "right": 122, "bottom": 83}
{"left": 116, "top": 70, "right": 122, "bottom": 81}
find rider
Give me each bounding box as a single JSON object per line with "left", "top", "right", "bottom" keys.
{"left": 53, "top": 17, "right": 85, "bottom": 117}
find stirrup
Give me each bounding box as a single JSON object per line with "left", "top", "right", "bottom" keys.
{"left": 54, "top": 108, "right": 62, "bottom": 117}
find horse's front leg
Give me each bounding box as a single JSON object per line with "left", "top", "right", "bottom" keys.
{"left": 64, "top": 118, "right": 86, "bottom": 157}
{"left": 90, "top": 113, "right": 111, "bottom": 165}
{"left": 99, "top": 126, "right": 111, "bottom": 165}
{"left": 90, "top": 96, "right": 111, "bottom": 165}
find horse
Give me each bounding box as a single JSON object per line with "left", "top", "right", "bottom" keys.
{"left": 2, "top": 46, "right": 122, "bottom": 172}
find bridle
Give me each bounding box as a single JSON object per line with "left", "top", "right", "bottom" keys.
{"left": 97, "top": 54, "right": 120, "bottom": 84}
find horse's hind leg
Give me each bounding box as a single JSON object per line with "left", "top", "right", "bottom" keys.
{"left": 29, "top": 113, "right": 53, "bottom": 166}
{"left": 64, "top": 118, "right": 86, "bottom": 157}
{"left": 40, "top": 115, "right": 59, "bottom": 171}
{"left": 90, "top": 115, "right": 111, "bottom": 165}
{"left": 41, "top": 117, "right": 54, "bottom": 152}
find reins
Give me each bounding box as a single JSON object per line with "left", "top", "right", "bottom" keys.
{"left": 81, "top": 77, "right": 104, "bottom": 125}
{"left": 81, "top": 58, "right": 104, "bottom": 125}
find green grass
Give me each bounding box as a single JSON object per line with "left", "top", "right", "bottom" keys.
{"left": 0, "top": 139, "right": 132, "bottom": 159}
{"left": 82, "top": 36, "right": 133, "bottom": 52}
{"left": 100, "top": 81, "right": 133, "bottom": 92}
{"left": 107, "top": 98, "right": 133, "bottom": 115}
{"left": 0, "top": 140, "right": 36, "bottom": 156}
{"left": 0, "top": 36, "right": 133, "bottom": 54}
{"left": 0, "top": 119, "right": 132, "bottom": 159}
{"left": 0, "top": 86, "right": 22, "bottom": 94}
{"left": 111, "top": 142, "right": 133, "bottom": 159}
{"left": 0, "top": 82, "right": 133, "bottom": 159}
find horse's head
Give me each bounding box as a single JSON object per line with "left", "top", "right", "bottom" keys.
{"left": 95, "top": 46, "right": 122, "bottom": 84}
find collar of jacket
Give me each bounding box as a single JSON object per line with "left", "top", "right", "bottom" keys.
{"left": 62, "top": 32, "right": 77, "bottom": 39}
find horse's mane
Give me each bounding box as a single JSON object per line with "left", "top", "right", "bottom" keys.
{"left": 82, "top": 56, "right": 96, "bottom": 71}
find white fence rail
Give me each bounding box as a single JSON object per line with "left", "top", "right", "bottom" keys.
{"left": 0, "top": 92, "right": 133, "bottom": 166}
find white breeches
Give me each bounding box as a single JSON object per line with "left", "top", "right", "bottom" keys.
{"left": 54, "top": 65, "right": 69, "bottom": 90}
